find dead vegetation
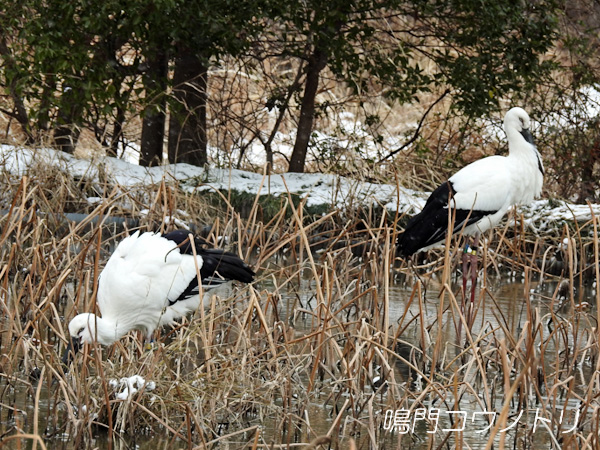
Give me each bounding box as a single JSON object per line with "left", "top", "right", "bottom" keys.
{"left": 0, "top": 159, "right": 599, "bottom": 450}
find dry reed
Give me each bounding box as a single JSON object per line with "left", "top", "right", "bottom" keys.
{"left": 0, "top": 159, "right": 599, "bottom": 450}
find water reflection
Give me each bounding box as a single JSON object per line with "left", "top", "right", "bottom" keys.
{"left": 1, "top": 271, "right": 596, "bottom": 449}
{"left": 269, "top": 273, "right": 596, "bottom": 449}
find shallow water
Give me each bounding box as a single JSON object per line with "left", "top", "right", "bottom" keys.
{"left": 272, "top": 274, "right": 596, "bottom": 449}
{"left": 1, "top": 272, "right": 597, "bottom": 449}
{"left": 380, "top": 278, "right": 593, "bottom": 449}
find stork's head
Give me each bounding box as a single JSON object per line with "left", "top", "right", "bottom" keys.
{"left": 62, "top": 313, "right": 97, "bottom": 368}
{"left": 68, "top": 313, "right": 98, "bottom": 345}
{"left": 504, "top": 107, "right": 534, "bottom": 143}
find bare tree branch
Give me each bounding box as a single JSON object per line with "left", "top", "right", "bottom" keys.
{"left": 377, "top": 88, "right": 450, "bottom": 164}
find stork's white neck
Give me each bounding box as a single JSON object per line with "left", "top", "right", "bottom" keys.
{"left": 503, "top": 107, "right": 537, "bottom": 160}
{"left": 506, "top": 130, "right": 531, "bottom": 153}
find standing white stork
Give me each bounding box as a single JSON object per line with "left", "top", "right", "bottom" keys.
{"left": 397, "top": 107, "right": 543, "bottom": 308}
{"left": 64, "top": 229, "right": 254, "bottom": 359}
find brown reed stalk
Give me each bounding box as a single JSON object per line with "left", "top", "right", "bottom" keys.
{"left": 4, "top": 154, "right": 600, "bottom": 448}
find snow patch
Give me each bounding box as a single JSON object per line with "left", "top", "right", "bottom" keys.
{"left": 1, "top": 145, "right": 599, "bottom": 228}
{"left": 110, "top": 375, "right": 156, "bottom": 400}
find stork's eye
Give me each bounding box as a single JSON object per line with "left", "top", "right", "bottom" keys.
{"left": 77, "top": 327, "right": 85, "bottom": 335}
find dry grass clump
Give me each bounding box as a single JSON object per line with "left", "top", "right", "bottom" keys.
{"left": 1, "top": 161, "right": 599, "bottom": 449}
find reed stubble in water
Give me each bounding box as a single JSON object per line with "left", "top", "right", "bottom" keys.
{"left": 1, "top": 163, "right": 599, "bottom": 449}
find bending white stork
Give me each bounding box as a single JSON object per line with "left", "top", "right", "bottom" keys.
{"left": 397, "top": 107, "right": 543, "bottom": 306}
{"left": 64, "top": 230, "right": 254, "bottom": 360}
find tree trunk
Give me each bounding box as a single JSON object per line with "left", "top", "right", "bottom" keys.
{"left": 140, "top": 110, "right": 165, "bottom": 166}
{"left": 580, "top": 134, "right": 600, "bottom": 202}
{"left": 37, "top": 76, "right": 55, "bottom": 134}
{"left": 53, "top": 125, "right": 80, "bottom": 154}
{"left": 263, "top": 63, "right": 305, "bottom": 173}
{"left": 0, "top": 37, "right": 34, "bottom": 144}
{"left": 140, "top": 51, "right": 168, "bottom": 167}
{"left": 53, "top": 86, "right": 82, "bottom": 154}
{"left": 108, "top": 104, "right": 125, "bottom": 158}
{"left": 167, "top": 50, "right": 208, "bottom": 166}
{"left": 288, "top": 49, "right": 328, "bottom": 173}
{"left": 11, "top": 90, "right": 34, "bottom": 145}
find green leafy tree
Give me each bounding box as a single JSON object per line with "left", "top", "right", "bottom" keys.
{"left": 164, "top": 0, "right": 260, "bottom": 166}
{"left": 0, "top": 0, "right": 265, "bottom": 166}
{"left": 0, "top": 0, "right": 141, "bottom": 154}
{"left": 529, "top": 0, "right": 600, "bottom": 202}
{"left": 274, "top": 0, "right": 559, "bottom": 172}
{"left": 0, "top": 0, "right": 560, "bottom": 173}
{"left": 132, "top": 0, "right": 267, "bottom": 166}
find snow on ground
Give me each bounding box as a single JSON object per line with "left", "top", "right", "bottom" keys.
{"left": 0, "top": 145, "right": 425, "bottom": 213}
{"left": 109, "top": 375, "right": 155, "bottom": 400}
{"left": 1, "top": 145, "right": 599, "bottom": 230}
{"left": 524, "top": 199, "right": 600, "bottom": 232}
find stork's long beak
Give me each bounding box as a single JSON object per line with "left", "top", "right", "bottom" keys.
{"left": 61, "top": 336, "right": 81, "bottom": 370}
{"left": 520, "top": 128, "right": 535, "bottom": 145}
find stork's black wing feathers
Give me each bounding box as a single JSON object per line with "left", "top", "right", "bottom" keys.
{"left": 197, "top": 247, "right": 255, "bottom": 283}
{"left": 162, "top": 229, "right": 210, "bottom": 253}
{"left": 397, "top": 181, "right": 487, "bottom": 258}
{"left": 163, "top": 230, "right": 255, "bottom": 304}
